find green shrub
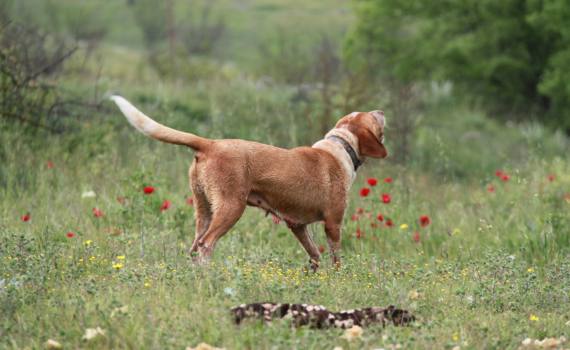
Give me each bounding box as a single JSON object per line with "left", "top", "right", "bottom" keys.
{"left": 345, "top": 0, "right": 570, "bottom": 131}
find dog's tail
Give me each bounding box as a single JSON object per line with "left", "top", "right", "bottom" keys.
{"left": 110, "top": 95, "right": 210, "bottom": 150}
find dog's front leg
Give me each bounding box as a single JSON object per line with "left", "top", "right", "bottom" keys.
{"left": 324, "top": 221, "right": 342, "bottom": 268}
{"left": 289, "top": 224, "right": 320, "bottom": 271}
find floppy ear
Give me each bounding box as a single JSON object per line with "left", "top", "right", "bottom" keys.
{"left": 336, "top": 112, "right": 388, "bottom": 158}
{"left": 353, "top": 128, "right": 388, "bottom": 158}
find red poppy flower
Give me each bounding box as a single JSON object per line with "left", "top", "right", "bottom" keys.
{"left": 495, "top": 170, "right": 504, "bottom": 177}
{"left": 318, "top": 245, "right": 326, "bottom": 254}
{"left": 381, "top": 193, "right": 391, "bottom": 204}
{"left": 385, "top": 219, "right": 394, "bottom": 228}
{"left": 419, "top": 215, "right": 431, "bottom": 227}
{"left": 413, "top": 231, "right": 420, "bottom": 243}
{"left": 548, "top": 174, "right": 555, "bottom": 182}
{"left": 21, "top": 213, "right": 31, "bottom": 222}
{"left": 384, "top": 177, "right": 393, "bottom": 183}
{"left": 351, "top": 214, "right": 359, "bottom": 221}
{"left": 487, "top": 185, "right": 495, "bottom": 193}
{"left": 186, "top": 196, "right": 194, "bottom": 206}
{"left": 501, "top": 174, "right": 510, "bottom": 182}
{"left": 360, "top": 187, "right": 371, "bottom": 197}
{"left": 160, "top": 200, "right": 171, "bottom": 211}
{"left": 47, "top": 161, "right": 54, "bottom": 169}
{"left": 367, "top": 177, "right": 378, "bottom": 186}
{"left": 355, "top": 228, "right": 362, "bottom": 239}
{"left": 66, "top": 232, "right": 75, "bottom": 238}
{"left": 356, "top": 207, "right": 364, "bottom": 214}
{"left": 143, "top": 186, "right": 155, "bottom": 194}
{"left": 376, "top": 213, "right": 384, "bottom": 222}
{"left": 92, "top": 208, "right": 104, "bottom": 218}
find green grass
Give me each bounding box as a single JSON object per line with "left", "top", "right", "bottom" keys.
{"left": 1, "top": 51, "right": 570, "bottom": 349}
{"left": 1, "top": 126, "right": 569, "bottom": 348}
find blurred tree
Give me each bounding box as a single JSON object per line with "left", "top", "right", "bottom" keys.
{"left": 314, "top": 36, "right": 341, "bottom": 135}
{"left": 128, "top": 0, "right": 225, "bottom": 77}
{"left": 0, "top": 22, "right": 78, "bottom": 133}
{"left": 53, "top": 1, "right": 108, "bottom": 51}
{"left": 345, "top": 0, "right": 570, "bottom": 132}
{"left": 178, "top": 1, "right": 225, "bottom": 56}
{"left": 128, "top": 0, "right": 167, "bottom": 51}
{"left": 344, "top": 0, "right": 422, "bottom": 162}
{"left": 528, "top": 0, "right": 570, "bottom": 131}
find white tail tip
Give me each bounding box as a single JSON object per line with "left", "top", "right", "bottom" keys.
{"left": 110, "top": 95, "right": 159, "bottom": 136}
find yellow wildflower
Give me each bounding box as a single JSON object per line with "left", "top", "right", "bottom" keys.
{"left": 408, "top": 290, "right": 421, "bottom": 300}
{"left": 116, "top": 255, "right": 125, "bottom": 260}
{"left": 112, "top": 262, "right": 123, "bottom": 270}
{"left": 400, "top": 223, "right": 409, "bottom": 230}
{"left": 527, "top": 267, "right": 534, "bottom": 273}
{"left": 529, "top": 314, "right": 539, "bottom": 321}
{"left": 84, "top": 240, "right": 93, "bottom": 246}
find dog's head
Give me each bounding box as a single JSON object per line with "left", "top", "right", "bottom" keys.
{"left": 335, "top": 111, "right": 388, "bottom": 158}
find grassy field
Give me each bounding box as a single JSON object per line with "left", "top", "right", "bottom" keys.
{"left": 1, "top": 1, "right": 570, "bottom": 349}
{"left": 1, "top": 121, "right": 570, "bottom": 348}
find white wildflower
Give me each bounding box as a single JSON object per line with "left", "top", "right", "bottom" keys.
{"left": 82, "top": 327, "right": 105, "bottom": 341}
{"left": 45, "top": 339, "right": 62, "bottom": 349}
{"left": 341, "top": 325, "right": 363, "bottom": 341}
{"left": 185, "top": 343, "right": 225, "bottom": 350}
{"left": 111, "top": 305, "right": 129, "bottom": 317}
{"left": 81, "top": 190, "right": 96, "bottom": 198}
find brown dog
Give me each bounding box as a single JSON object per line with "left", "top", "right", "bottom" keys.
{"left": 111, "top": 96, "right": 387, "bottom": 269}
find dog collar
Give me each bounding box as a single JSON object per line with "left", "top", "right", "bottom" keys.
{"left": 326, "top": 135, "right": 362, "bottom": 171}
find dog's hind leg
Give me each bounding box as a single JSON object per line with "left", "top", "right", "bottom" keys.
{"left": 189, "top": 163, "right": 213, "bottom": 256}
{"left": 196, "top": 199, "right": 246, "bottom": 260}
{"left": 290, "top": 224, "right": 320, "bottom": 271}
{"left": 189, "top": 189, "right": 212, "bottom": 256}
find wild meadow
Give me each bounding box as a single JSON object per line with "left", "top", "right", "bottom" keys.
{"left": 1, "top": 1, "right": 570, "bottom": 349}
